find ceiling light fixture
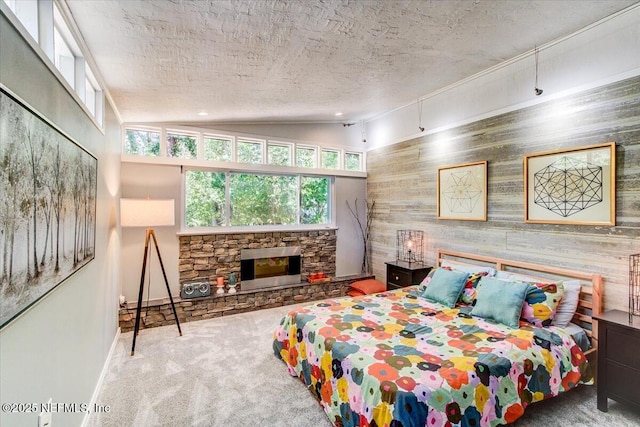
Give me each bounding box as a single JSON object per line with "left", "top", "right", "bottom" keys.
{"left": 197, "top": 111, "right": 208, "bottom": 116}
{"left": 360, "top": 120, "right": 367, "bottom": 144}
{"left": 335, "top": 112, "right": 343, "bottom": 116}
{"left": 534, "top": 46, "right": 543, "bottom": 96}
{"left": 417, "top": 98, "right": 425, "bottom": 132}
{"left": 343, "top": 122, "right": 355, "bottom": 127}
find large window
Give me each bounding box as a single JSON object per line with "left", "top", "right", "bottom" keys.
{"left": 230, "top": 174, "right": 297, "bottom": 225}
{"left": 184, "top": 170, "right": 331, "bottom": 229}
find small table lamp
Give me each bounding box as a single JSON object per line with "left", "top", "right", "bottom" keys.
{"left": 120, "top": 198, "right": 182, "bottom": 355}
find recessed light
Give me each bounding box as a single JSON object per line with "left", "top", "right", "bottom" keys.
{"left": 197, "top": 111, "right": 208, "bottom": 116}
{"left": 335, "top": 112, "right": 343, "bottom": 116}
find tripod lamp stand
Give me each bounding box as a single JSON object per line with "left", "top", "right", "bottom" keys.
{"left": 120, "top": 198, "right": 182, "bottom": 356}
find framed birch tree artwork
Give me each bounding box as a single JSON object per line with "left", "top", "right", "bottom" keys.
{"left": 0, "top": 87, "right": 97, "bottom": 329}
{"left": 524, "top": 142, "right": 615, "bottom": 225}
{"left": 437, "top": 161, "right": 487, "bottom": 221}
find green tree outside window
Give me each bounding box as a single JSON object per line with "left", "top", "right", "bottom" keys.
{"left": 296, "top": 147, "right": 316, "bottom": 168}
{"left": 125, "top": 129, "right": 160, "bottom": 156}
{"left": 237, "top": 140, "right": 263, "bottom": 164}
{"left": 167, "top": 133, "right": 197, "bottom": 159}
{"left": 322, "top": 150, "right": 339, "bottom": 169}
{"left": 185, "top": 171, "right": 226, "bottom": 227}
{"left": 204, "top": 137, "right": 232, "bottom": 161}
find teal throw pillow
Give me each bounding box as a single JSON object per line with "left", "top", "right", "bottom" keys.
{"left": 471, "top": 277, "right": 530, "bottom": 328}
{"left": 421, "top": 267, "right": 469, "bottom": 307}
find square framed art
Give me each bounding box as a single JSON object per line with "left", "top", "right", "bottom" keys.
{"left": 437, "top": 161, "right": 487, "bottom": 221}
{"left": 524, "top": 142, "right": 615, "bottom": 225}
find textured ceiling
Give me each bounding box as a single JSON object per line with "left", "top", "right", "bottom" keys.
{"left": 65, "top": 0, "right": 635, "bottom": 124}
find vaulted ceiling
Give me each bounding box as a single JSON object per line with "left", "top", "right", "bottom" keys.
{"left": 66, "top": 0, "right": 636, "bottom": 124}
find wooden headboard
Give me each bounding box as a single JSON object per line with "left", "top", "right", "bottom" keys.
{"left": 436, "top": 249, "right": 603, "bottom": 356}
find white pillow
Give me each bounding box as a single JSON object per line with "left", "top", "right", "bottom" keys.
{"left": 440, "top": 260, "right": 496, "bottom": 277}
{"left": 495, "top": 271, "right": 554, "bottom": 284}
{"left": 551, "top": 280, "right": 581, "bottom": 328}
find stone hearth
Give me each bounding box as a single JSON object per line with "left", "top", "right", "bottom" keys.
{"left": 118, "top": 274, "right": 372, "bottom": 332}
{"left": 118, "top": 230, "right": 374, "bottom": 332}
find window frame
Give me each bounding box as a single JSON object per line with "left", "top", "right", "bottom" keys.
{"left": 123, "top": 126, "right": 162, "bottom": 157}
{"left": 267, "top": 141, "right": 294, "bottom": 166}
{"left": 122, "top": 124, "right": 366, "bottom": 173}
{"left": 181, "top": 167, "right": 336, "bottom": 233}
{"left": 203, "top": 133, "right": 234, "bottom": 162}
{"left": 344, "top": 151, "right": 363, "bottom": 171}
{"left": 295, "top": 144, "right": 319, "bottom": 168}
{"left": 321, "top": 148, "right": 342, "bottom": 170}
{"left": 236, "top": 137, "right": 266, "bottom": 164}
{"left": 1, "top": 0, "right": 106, "bottom": 131}
{"left": 165, "top": 129, "right": 199, "bottom": 159}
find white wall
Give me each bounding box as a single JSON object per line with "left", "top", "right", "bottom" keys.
{"left": 335, "top": 177, "right": 368, "bottom": 276}
{"left": 366, "top": 5, "right": 640, "bottom": 150}
{"left": 120, "top": 162, "right": 182, "bottom": 302}
{"left": 0, "top": 12, "right": 120, "bottom": 427}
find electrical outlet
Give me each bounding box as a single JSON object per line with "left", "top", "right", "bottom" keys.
{"left": 38, "top": 398, "right": 52, "bottom": 427}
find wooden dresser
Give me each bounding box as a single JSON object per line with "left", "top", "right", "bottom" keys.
{"left": 385, "top": 261, "right": 432, "bottom": 290}
{"left": 594, "top": 309, "right": 640, "bottom": 412}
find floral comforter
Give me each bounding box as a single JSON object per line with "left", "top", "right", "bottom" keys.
{"left": 273, "top": 287, "right": 592, "bottom": 427}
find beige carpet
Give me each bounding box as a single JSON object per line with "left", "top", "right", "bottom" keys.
{"left": 89, "top": 303, "right": 640, "bottom": 427}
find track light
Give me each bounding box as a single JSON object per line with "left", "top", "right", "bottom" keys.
{"left": 417, "top": 99, "right": 425, "bottom": 132}
{"left": 360, "top": 120, "right": 367, "bottom": 144}
{"left": 418, "top": 126, "right": 425, "bottom": 132}
{"left": 343, "top": 123, "right": 355, "bottom": 127}
{"left": 534, "top": 46, "right": 543, "bottom": 96}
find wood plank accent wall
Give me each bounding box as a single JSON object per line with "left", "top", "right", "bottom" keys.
{"left": 367, "top": 76, "right": 640, "bottom": 311}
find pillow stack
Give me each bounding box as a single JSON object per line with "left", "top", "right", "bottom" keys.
{"left": 347, "top": 279, "right": 386, "bottom": 297}
{"left": 419, "top": 263, "right": 573, "bottom": 329}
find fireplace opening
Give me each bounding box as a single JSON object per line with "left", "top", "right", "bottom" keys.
{"left": 241, "top": 247, "right": 301, "bottom": 291}
{"left": 255, "top": 256, "right": 289, "bottom": 279}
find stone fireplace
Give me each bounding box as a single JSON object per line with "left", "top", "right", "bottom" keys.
{"left": 178, "top": 230, "right": 337, "bottom": 290}
{"left": 118, "top": 229, "right": 374, "bottom": 332}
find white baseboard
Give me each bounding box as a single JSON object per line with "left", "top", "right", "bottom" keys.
{"left": 81, "top": 327, "right": 121, "bottom": 427}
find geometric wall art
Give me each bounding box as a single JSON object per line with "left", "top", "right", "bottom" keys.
{"left": 524, "top": 142, "right": 615, "bottom": 225}
{"left": 437, "top": 161, "right": 487, "bottom": 221}
{"left": 0, "top": 87, "right": 97, "bottom": 329}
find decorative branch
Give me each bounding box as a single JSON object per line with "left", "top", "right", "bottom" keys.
{"left": 346, "top": 199, "right": 375, "bottom": 274}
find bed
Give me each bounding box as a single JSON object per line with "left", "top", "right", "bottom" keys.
{"left": 273, "top": 250, "right": 602, "bottom": 427}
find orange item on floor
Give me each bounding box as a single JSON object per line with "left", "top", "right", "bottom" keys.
{"left": 347, "top": 279, "right": 386, "bottom": 297}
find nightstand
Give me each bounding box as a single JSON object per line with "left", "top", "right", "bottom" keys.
{"left": 594, "top": 310, "right": 640, "bottom": 412}
{"left": 385, "top": 261, "right": 432, "bottom": 290}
